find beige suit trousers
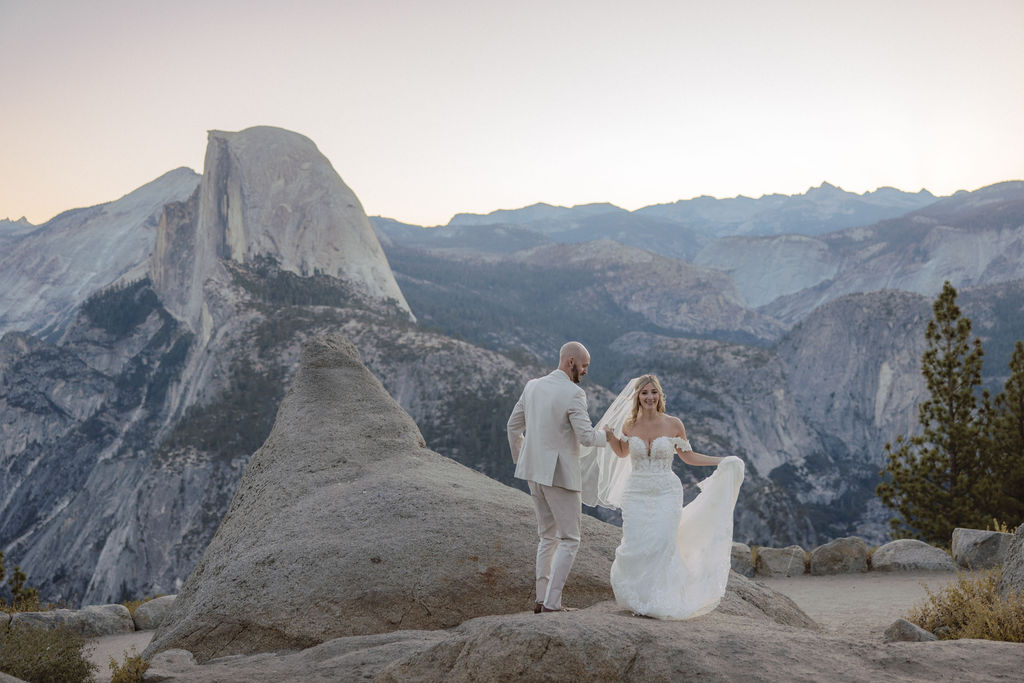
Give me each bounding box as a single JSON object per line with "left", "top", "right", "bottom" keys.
{"left": 528, "top": 480, "right": 582, "bottom": 610}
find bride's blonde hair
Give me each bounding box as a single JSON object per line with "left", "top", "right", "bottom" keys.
{"left": 627, "top": 374, "right": 665, "bottom": 426}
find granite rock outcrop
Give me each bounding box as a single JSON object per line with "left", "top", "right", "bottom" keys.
{"left": 142, "top": 335, "right": 617, "bottom": 662}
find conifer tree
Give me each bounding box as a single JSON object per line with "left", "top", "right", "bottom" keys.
{"left": 989, "top": 341, "right": 1024, "bottom": 525}
{"left": 877, "top": 281, "right": 990, "bottom": 545}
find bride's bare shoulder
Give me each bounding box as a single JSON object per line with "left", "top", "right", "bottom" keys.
{"left": 622, "top": 417, "right": 636, "bottom": 436}
{"left": 664, "top": 414, "right": 686, "bottom": 437}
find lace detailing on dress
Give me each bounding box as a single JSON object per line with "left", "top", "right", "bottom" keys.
{"left": 627, "top": 436, "right": 691, "bottom": 473}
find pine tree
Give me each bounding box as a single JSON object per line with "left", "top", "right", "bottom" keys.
{"left": 877, "top": 281, "right": 990, "bottom": 545}
{"left": 988, "top": 341, "right": 1024, "bottom": 525}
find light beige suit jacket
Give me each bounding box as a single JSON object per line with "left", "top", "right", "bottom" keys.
{"left": 507, "top": 369, "right": 608, "bottom": 491}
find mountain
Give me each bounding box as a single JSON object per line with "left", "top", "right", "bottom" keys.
{"left": 0, "top": 127, "right": 532, "bottom": 605}
{"left": 0, "top": 216, "right": 35, "bottom": 241}
{"left": 376, "top": 183, "right": 938, "bottom": 262}
{"left": 636, "top": 182, "right": 938, "bottom": 238}
{"left": 385, "top": 239, "right": 785, "bottom": 375}
{"left": 449, "top": 201, "right": 627, "bottom": 227}
{"left": 699, "top": 181, "right": 1024, "bottom": 318}
{"left": 152, "top": 126, "right": 412, "bottom": 341}
{"left": 2, "top": 125, "right": 1021, "bottom": 606}
{"left": 0, "top": 168, "right": 200, "bottom": 339}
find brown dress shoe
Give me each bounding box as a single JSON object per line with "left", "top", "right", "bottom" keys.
{"left": 540, "top": 605, "right": 576, "bottom": 612}
{"left": 534, "top": 602, "right": 544, "bottom": 614}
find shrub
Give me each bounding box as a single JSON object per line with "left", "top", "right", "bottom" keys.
{"left": 109, "top": 646, "right": 150, "bottom": 683}
{"left": 0, "top": 621, "right": 98, "bottom": 683}
{"left": 906, "top": 567, "right": 1024, "bottom": 642}
{"left": 0, "top": 552, "right": 44, "bottom": 614}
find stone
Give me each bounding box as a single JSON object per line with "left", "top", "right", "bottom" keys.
{"left": 951, "top": 528, "right": 1013, "bottom": 569}
{"left": 717, "top": 572, "right": 817, "bottom": 629}
{"left": 133, "top": 595, "right": 178, "bottom": 630}
{"left": 755, "top": 545, "right": 806, "bottom": 577}
{"left": 809, "top": 537, "right": 868, "bottom": 575}
{"left": 61, "top": 604, "right": 135, "bottom": 637}
{"left": 8, "top": 605, "right": 133, "bottom": 637}
{"left": 731, "top": 542, "right": 754, "bottom": 577}
{"left": 143, "top": 649, "right": 198, "bottom": 681}
{"left": 142, "top": 335, "right": 624, "bottom": 663}
{"left": 9, "top": 611, "right": 56, "bottom": 631}
{"left": 883, "top": 618, "right": 938, "bottom": 643}
{"left": 997, "top": 524, "right": 1024, "bottom": 599}
{"left": 0, "top": 672, "right": 29, "bottom": 683}
{"left": 870, "top": 539, "right": 955, "bottom": 572}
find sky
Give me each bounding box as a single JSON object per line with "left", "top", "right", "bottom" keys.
{"left": 2, "top": 0, "right": 1023, "bottom": 227}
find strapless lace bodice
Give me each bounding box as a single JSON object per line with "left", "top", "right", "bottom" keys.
{"left": 627, "top": 436, "right": 690, "bottom": 473}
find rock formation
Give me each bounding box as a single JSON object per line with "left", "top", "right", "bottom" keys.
{"left": 0, "top": 167, "right": 199, "bottom": 339}
{"left": 151, "top": 126, "right": 412, "bottom": 342}
{"left": 997, "top": 525, "right": 1024, "bottom": 598}
{"left": 755, "top": 546, "right": 807, "bottom": 577}
{"left": 809, "top": 537, "right": 869, "bottom": 575}
{"left": 952, "top": 528, "right": 1014, "bottom": 569}
{"left": 871, "top": 539, "right": 955, "bottom": 572}
{"left": 143, "top": 335, "right": 618, "bottom": 662}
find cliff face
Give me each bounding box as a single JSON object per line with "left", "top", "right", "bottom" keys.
{"left": 0, "top": 168, "right": 200, "bottom": 340}
{"left": 695, "top": 182, "right": 1024, "bottom": 318}
{"left": 151, "top": 127, "right": 412, "bottom": 341}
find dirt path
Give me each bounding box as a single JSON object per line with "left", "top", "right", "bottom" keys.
{"left": 86, "top": 631, "right": 153, "bottom": 682}
{"left": 759, "top": 569, "right": 964, "bottom": 640}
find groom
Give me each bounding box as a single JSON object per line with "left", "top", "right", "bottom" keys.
{"left": 507, "top": 341, "right": 610, "bottom": 613}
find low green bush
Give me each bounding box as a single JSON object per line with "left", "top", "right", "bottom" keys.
{"left": 0, "top": 621, "right": 98, "bottom": 682}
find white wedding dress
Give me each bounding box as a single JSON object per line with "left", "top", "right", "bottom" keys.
{"left": 580, "top": 380, "right": 745, "bottom": 620}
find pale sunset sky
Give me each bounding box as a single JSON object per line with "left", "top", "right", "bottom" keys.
{"left": 1, "top": 0, "right": 1022, "bottom": 227}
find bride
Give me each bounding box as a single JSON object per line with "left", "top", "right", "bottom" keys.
{"left": 582, "top": 374, "right": 744, "bottom": 619}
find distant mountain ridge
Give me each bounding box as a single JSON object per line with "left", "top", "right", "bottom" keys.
{"left": 429, "top": 181, "right": 936, "bottom": 237}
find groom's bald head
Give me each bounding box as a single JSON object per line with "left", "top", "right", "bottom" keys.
{"left": 558, "top": 341, "right": 590, "bottom": 383}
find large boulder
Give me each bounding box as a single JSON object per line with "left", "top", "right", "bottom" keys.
{"left": 9, "top": 605, "right": 134, "bottom": 637}
{"left": 951, "top": 528, "right": 1014, "bottom": 569}
{"left": 133, "top": 595, "right": 177, "bottom": 630}
{"left": 143, "top": 335, "right": 622, "bottom": 663}
{"left": 809, "top": 537, "right": 868, "bottom": 575}
{"left": 871, "top": 539, "right": 955, "bottom": 572}
{"left": 717, "top": 572, "right": 817, "bottom": 629}
{"left": 997, "top": 525, "right": 1024, "bottom": 598}
{"left": 755, "top": 546, "right": 806, "bottom": 577}
{"left": 731, "top": 542, "right": 754, "bottom": 577}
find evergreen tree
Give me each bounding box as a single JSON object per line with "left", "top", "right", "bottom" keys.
{"left": 877, "top": 281, "right": 990, "bottom": 545}
{"left": 989, "top": 341, "right": 1024, "bottom": 525}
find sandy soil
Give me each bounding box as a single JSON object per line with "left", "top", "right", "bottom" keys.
{"left": 86, "top": 630, "right": 153, "bottom": 682}
{"left": 759, "top": 569, "right": 964, "bottom": 640}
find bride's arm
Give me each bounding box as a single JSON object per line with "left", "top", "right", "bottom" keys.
{"left": 671, "top": 418, "right": 725, "bottom": 466}
{"left": 604, "top": 422, "right": 630, "bottom": 459}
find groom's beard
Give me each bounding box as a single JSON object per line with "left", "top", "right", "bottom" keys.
{"left": 570, "top": 366, "right": 581, "bottom": 383}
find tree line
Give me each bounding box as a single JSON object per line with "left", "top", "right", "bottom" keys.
{"left": 878, "top": 281, "right": 1024, "bottom": 545}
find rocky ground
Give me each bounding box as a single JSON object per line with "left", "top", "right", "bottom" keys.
{"left": 83, "top": 569, "right": 1024, "bottom": 682}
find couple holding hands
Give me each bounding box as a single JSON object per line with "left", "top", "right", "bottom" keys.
{"left": 507, "top": 341, "right": 744, "bottom": 619}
